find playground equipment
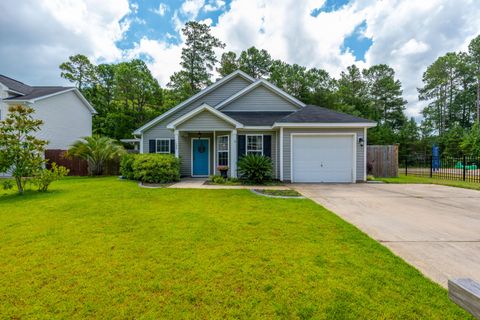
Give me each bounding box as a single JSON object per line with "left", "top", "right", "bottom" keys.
{"left": 455, "top": 162, "right": 478, "bottom": 170}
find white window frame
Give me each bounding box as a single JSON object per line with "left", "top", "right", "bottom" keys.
{"left": 246, "top": 134, "right": 263, "bottom": 156}
{"left": 155, "top": 138, "right": 171, "bottom": 154}
{"left": 217, "top": 135, "right": 229, "bottom": 166}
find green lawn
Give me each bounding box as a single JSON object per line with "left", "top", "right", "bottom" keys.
{"left": 0, "top": 178, "right": 471, "bottom": 319}
{"left": 378, "top": 174, "right": 480, "bottom": 191}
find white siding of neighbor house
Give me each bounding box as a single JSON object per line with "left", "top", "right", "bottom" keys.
{"left": 282, "top": 128, "right": 365, "bottom": 182}
{"left": 0, "top": 84, "right": 11, "bottom": 121}
{"left": 1, "top": 91, "right": 92, "bottom": 150}
{"left": 177, "top": 111, "right": 235, "bottom": 131}
{"left": 220, "top": 85, "right": 300, "bottom": 112}
{"left": 30, "top": 91, "right": 92, "bottom": 150}
{"left": 142, "top": 75, "right": 251, "bottom": 152}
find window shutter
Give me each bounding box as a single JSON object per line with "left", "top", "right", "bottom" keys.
{"left": 238, "top": 135, "right": 246, "bottom": 158}
{"left": 149, "top": 140, "right": 156, "bottom": 153}
{"left": 170, "top": 139, "right": 175, "bottom": 155}
{"left": 263, "top": 135, "right": 272, "bottom": 158}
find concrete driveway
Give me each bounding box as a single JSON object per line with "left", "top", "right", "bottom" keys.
{"left": 293, "top": 183, "right": 480, "bottom": 287}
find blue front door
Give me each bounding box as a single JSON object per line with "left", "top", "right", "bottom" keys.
{"left": 192, "top": 139, "right": 209, "bottom": 176}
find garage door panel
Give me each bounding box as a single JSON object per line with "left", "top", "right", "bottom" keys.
{"left": 292, "top": 135, "right": 354, "bottom": 183}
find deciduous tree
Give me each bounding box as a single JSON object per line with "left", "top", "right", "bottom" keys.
{"left": 0, "top": 105, "right": 47, "bottom": 194}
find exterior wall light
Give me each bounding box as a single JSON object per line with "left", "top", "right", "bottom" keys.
{"left": 358, "top": 137, "right": 365, "bottom": 147}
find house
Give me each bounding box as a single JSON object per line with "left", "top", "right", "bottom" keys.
{"left": 133, "top": 70, "right": 376, "bottom": 183}
{"left": 0, "top": 74, "right": 96, "bottom": 150}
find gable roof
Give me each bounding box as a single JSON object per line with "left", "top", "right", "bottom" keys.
{"left": 215, "top": 79, "right": 306, "bottom": 110}
{"left": 223, "top": 111, "right": 293, "bottom": 126}
{"left": 133, "top": 70, "right": 255, "bottom": 135}
{"left": 4, "top": 87, "right": 97, "bottom": 114}
{"left": 274, "top": 105, "right": 376, "bottom": 127}
{"left": 0, "top": 74, "right": 96, "bottom": 114}
{"left": 167, "top": 104, "right": 243, "bottom": 129}
{"left": 4, "top": 86, "right": 73, "bottom": 100}
{"left": 0, "top": 74, "right": 32, "bottom": 94}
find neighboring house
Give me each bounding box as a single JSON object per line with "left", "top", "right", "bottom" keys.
{"left": 133, "top": 70, "right": 376, "bottom": 183}
{"left": 0, "top": 74, "right": 96, "bottom": 150}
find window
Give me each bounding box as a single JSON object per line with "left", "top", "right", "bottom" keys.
{"left": 156, "top": 138, "right": 170, "bottom": 153}
{"left": 217, "top": 135, "right": 229, "bottom": 166}
{"left": 246, "top": 135, "right": 263, "bottom": 156}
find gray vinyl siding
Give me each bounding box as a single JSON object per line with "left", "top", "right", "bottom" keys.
{"left": 221, "top": 86, "right": 300, "bottom": 112}
{"left": 237, "top": 130, "right": 278, "bottom": 179}
{"left": 177, "top": 111, "right": 235, "bottom": 131}
{"left": 282, "top": 128, "right": 365, "bottom": 182}
{"left": 142, "top": 76, "right": 251, "bottom": 152}
{"left": 179, "top": 133, "right": 214, "bottom": 177}
{"left": 179, "top": 131, "right": 232, "bottom": 177}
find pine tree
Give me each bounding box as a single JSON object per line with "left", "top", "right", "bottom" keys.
{"left": 168, "top": 21, "right": 225, "bottom": 96}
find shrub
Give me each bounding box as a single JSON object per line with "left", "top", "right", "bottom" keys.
{"left": 2, "top": 180, "right": 13, "bottom": 190}
{"left": 367, "top": 162, "right": 373, "bottom": 175}
{"left": 238, "top": 154, "right": 273, "bottom": 184}
{"left": 210, "top": 175, "right": 226, "bottom": 184}
{"left": 120, "top": 154, "right": 136, "bottom": 180}
{"left": 32, "top": 163, "right": 69, "bottom": 192}
{"left": 132, "top": 154, "right": 180, "bottom": 183}
{"left": 209, "top": 175, "right": 240, "bottom": 185}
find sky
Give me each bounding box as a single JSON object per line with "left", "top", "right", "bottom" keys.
{"left": 1, "top": 0, "right": 479, "bottom": 119}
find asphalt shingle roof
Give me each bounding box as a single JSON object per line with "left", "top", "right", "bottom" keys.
{"left": 0, "top": 74, "right": 73, "bottom": 101}
{"left": 222, "top": 111, "right": 293, "bottom": 126}
{"left": 276, "top": 105, "right": 375, "bottom": 123}
{"left": 5, "top": 86, "right": 73, "bottom": 100}
{"left": 0, "top": 75, "right": 33, "bottom": 94}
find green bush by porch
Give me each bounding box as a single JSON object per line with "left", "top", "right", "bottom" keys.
{"left": 238, "top": 154, "right": 273, "bottom": 184}
{"left": 130, "top": 154, "right": 181, "bottom": 183}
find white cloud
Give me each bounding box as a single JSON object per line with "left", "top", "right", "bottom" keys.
{"left": 131, "top": 2, "right": 139, "bottom": 14}
{"left": 207, "top": 0, "right": 480, "bottom": 118}
{"left": 180, "top": 0, "right": 205, "bottom": 19}
{"left": 126, "top": 38, "right": 182, "bottom": 86}
{"left": 0, "top": 0, "right": 130, "bottom": 84}
{"left": 211, "top": 0, "right": 365, "bottom": 76}
{"left": 2, "top": 0, "right": 480, "bottom": 119}
{"left": 204, "top": 0, "right": 225, "bottom": 12}
{"left": 392, "top": 39, "right": 430, "bottom": 56}
{"left": 152, "top": 3, "right": 168, "bottom": 16}
{"left": 362, "top": 0, "right": 480, "bottom": 117}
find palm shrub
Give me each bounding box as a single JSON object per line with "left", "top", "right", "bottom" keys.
{"left": 237, "top": 154, "right": 273, "bottom": 184}
{"left": 67, "top": 135, "right": 125, "bottom": 175}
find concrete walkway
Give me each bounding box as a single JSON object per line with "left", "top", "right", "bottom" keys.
{"left": 293, "top": 183, "right": 480, "bottom": 287}
{"left": 168, "top": 178, "right": 290, "bottom": 190}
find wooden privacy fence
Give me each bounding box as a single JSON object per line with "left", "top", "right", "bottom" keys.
{"left": 367, "top": 145, "right": 399, "bottom": 178}
{"left": 44, "top": 149, "right": 120, "bottom": 176}
{"left": 45, "top": 149, "right": 88, "bottom": 176}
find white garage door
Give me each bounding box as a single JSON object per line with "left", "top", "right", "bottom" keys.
{"left": 292, "top": 135, "right": 355, "bottom": 183}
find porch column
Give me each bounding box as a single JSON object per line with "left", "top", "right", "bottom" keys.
{"left": 279, "top": 127, "right": 284, "bottom": 181}
{"left": 213, "top": 130, "right": 216, "bottom": 175}
{"left": 231, "top": 129, "right": 237, "bottom": 178}
{"left": 174, "top": 130, "right": 179, "bottom": 158}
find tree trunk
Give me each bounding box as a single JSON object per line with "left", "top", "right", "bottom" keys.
{"left": 477, "top": 77, "right": 480, "bottom": 123}
{"left": 15, "top": 176, "right": 24, "bottom": 194}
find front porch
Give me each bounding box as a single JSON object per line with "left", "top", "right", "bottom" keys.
{"left": 175, "top": 130, "right": 238, "bottom": 178}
